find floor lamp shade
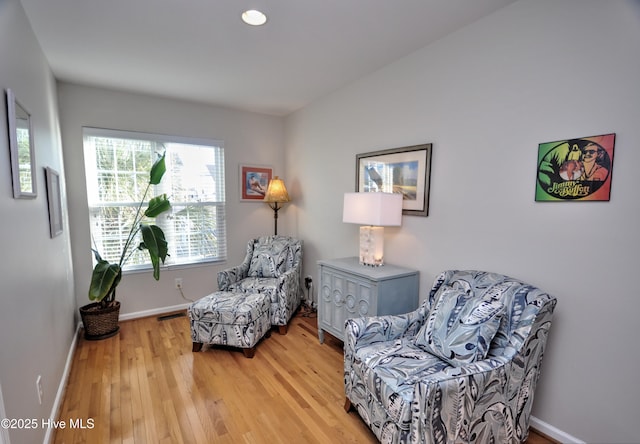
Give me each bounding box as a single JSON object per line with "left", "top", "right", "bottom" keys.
{"left": 343, "top": 192, "right": 403, "bottom": 266}
{"left": 264, "top": 176, "right": 290, "bottom": 235}
{"left": 264, "top": 177, "right": 290, "bottom": 204}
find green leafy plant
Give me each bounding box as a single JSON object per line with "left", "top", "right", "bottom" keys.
{"left": 88, "top": 152, "right": 171, "bottom": 306}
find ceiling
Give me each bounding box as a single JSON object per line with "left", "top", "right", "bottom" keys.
{"left": 20, "top": 0, "right": 514, "bottom": 116}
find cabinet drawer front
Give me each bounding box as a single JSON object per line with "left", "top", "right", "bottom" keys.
{"left": 320, "top": 267, "right": 377, "bottom": 319}
{"left": 318, "top": 258, "right": 418, "bottom": 342}
{"left": 344, "top": 279, "right": 372, "bottom": 317}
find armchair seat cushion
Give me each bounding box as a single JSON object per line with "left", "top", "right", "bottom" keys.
{"left": 352, "top": 337, "right": 451, "bottom": 426}
{"left": 228, "top": 277, "right": 277, "bottom": 302}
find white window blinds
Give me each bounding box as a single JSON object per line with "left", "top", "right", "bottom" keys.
{"left": 83, "top": 127, "right": 227, "bottom": 271}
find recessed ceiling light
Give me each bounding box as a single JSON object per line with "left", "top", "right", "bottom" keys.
{"left": 242, "top": 9, "right": 267, "bottom": 26}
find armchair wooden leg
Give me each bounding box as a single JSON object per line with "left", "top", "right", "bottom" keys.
{"left": 344, "top": 398, "right": 353, "bottom": 413}
{"left": 192, "top": 342, "right": 203, "bottom": 352}
{"left": 242, "top": 347, "right": 256, "bottom": 358}
{"left": 278, "top": 325, "right": 288, "bottom": 335}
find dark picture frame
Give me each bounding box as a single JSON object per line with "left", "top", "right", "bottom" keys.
{"left": 356, "top": 144, "right": 432, "bottom": 216}
{"left": 240, "top": 164, "right": 272, "bottom": 201}
{"left": 45, "top": 167, "right": 63, "bottom": 237}
{"left": 6, "top": 88, "right": 37, "bottom": 199}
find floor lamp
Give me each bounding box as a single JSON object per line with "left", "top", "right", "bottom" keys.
{"left": 264, "top": 176, "right": 290, "bottom": 235}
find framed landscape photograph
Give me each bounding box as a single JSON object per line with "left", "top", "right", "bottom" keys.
{"left": 356, "top": 144, "right": 432, "bottom": 216}
{"left": 240, "top": 164, "right": 272, "bottom": 201}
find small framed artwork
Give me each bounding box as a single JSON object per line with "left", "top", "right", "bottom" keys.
{"left": 240, "top": 164, "right": 272, "bottom": 201}
{"left": 536, "top": 133, "right": 615, "bottom": 202}
{"left": 45, "top": 167, "right": 63, "bottom": 237}
{"left": 356, "top": 144, "right": 432, "bottom": 216}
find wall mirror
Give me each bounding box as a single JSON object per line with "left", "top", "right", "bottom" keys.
{"left": 7, "top": 89, "right": 37, "bottom": 198}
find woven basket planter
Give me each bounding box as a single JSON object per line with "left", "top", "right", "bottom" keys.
{"left": 79, "top": 300, "right": 121, "bottom": 340}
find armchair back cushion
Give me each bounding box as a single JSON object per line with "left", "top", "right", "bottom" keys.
{"left": 248, "top": 236, "right": 294, "bottom": 278}
{"left": 414, "top": 282, "right": 509, "bottom": 366}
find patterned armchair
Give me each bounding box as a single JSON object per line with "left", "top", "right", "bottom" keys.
{"left": 344, "top": 270, "right": 557, "bottom": 444}
{"left": 218, "top": 235, "right": 302, "bottom": 334}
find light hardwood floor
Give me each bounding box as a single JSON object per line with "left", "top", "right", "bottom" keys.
{"left": 54, "top": 309, "right": 554, "bottom": 443}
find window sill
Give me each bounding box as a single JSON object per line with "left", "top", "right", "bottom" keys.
{"left": 122, "top": 259, "right": 227, "bottom": 276}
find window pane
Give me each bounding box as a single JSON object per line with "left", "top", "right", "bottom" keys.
{"left": 84, "top": 128, "right": 226, "bottom": 271}
{"left": 170, "top": 204, "right": 226, "bottom": 263}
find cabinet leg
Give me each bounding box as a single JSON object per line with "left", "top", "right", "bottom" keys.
{"left": 318, "top": 329, "right": 324, "bottom": 344}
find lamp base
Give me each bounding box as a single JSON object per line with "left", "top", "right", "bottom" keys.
{"left": 359, "top": 226, "right": 385, "bottom": 267}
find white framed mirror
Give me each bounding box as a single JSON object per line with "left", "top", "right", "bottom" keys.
{"left": 6, "top": 89, "right": 37, "bottom": 198}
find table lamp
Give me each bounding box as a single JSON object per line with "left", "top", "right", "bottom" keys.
{"left": 343, "top": 192, "right": 403, "bottom": 266}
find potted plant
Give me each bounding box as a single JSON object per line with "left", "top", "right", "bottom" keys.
{"left": 80, "top": 152, "right": 171, "bottom": 340}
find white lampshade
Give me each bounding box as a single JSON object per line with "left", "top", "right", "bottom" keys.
{"left": 343, "top": 192, "right": 403, "bottom": 226}
{"left": 342, "top": 192, "right": 403, "bottom": 266}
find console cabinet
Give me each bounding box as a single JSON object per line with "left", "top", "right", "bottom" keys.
{"left": 317, "top": 257, "right": 419, "bottom": 343}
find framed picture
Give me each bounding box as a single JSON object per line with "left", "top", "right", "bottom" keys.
{"left": 356, "top": 144, "right": 432, "bottom": 216}
{"left": 535, "top": 133, "right": 615, "bottom": 202}
{"left": 6, "top": 89, "right": 37, "bottom": 199}
{"left": 240, "top": 164, "right": 272, "bottom": 201}
{"left": 45, "top": 167, "right": 63, "bottom": 237}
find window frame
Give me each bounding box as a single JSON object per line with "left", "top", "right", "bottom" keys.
{"left": 83, "top": 127, "right": 227, "bottom": 274}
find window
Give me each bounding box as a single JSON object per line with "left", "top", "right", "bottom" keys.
{"left": 83, "top": 127, "right": 226, "bottom": 271}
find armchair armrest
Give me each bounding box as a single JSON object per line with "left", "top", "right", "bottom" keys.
{"left": 276, "top": 266, "right": 300, "bottom": 299}
{"left": 344, "top": 308, "right": 428, "bottom": 406}
{"left": 344, "top": 311, "right": 424, "bottom": 348}
{"left": 278, "top": 267, "right": 300, "bottom": 290}
{"left": 344, "top": 308, "right": 428, "bottom": 374}
{"left": 217, "top": 259, "right": 251, "bottom": 290}
{"left": 345, "top": 308, "right": 427, "bottom": 351}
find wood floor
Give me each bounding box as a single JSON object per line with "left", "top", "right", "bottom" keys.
{"left": 54, "top": 309, "right": 555, "bottom": 443}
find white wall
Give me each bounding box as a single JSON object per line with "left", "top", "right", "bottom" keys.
{"left": 285, "top": 1, "right": 640, "bottom": 442}
{"left": 3, "top": 0, "right": 638, "bottom": 442}
{"left": 57, "top": 83, "right": 286, "bottom": 317}
{"left": 0, "top": 1, "right": 76, "bottom": 443}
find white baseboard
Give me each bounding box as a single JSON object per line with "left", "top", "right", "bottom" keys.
{"left": 44, "top": 323, "right": 81, "bottom": 444}
{"left": 75, "top": 303, "right": 192, "bottom": 331}
{"left": 531, "top": 416, "right": 585, "bottom": 444}
{"left": 118, "top": 303, "right": 191, "bottom": 321}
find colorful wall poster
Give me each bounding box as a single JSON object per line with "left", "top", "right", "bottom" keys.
{"left": 536, "top": 133, "right": 615, "bottom": 201}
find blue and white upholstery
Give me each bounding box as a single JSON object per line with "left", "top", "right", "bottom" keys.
{"left": 344, "top": 270, "right": 557, "bottom": 444}
{"left": 218, "top": 236, "right": 302, "bottom": 334}
{"left": 188, "top": 291, "right": 271, "bottom": 358}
